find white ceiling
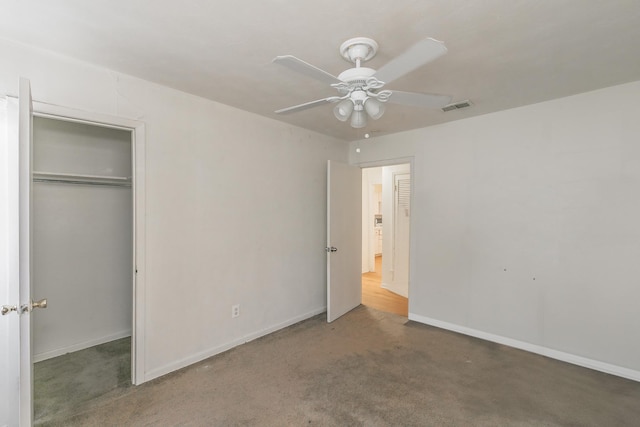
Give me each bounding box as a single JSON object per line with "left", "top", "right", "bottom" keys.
{"left": 2, "top": 0, "right": 640, "bottom": 141}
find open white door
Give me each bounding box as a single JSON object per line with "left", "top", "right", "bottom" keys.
{"left": 1, "top": 78, "right": 34, "bottom": 426}
{"left": 327, "top": 160, "right": 362, "bottom": 322}
{"left": 18, "top": 77, "right": 35, "bottom": 426}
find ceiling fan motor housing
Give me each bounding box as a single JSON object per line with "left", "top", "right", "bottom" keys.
{"left": 337, "top": 67, "right": 376, "bottom": 85}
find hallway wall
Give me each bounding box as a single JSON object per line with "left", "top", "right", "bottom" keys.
{"left": 361, "top": 167, "right": 381, "bottom": 273}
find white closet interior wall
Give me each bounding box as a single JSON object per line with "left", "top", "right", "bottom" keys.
{"left": 32, "top": 117, "right": 133, "bottom": 361}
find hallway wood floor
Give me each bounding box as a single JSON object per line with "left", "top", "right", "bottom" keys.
{"left": 361, "top": 256, "right": 408, "bottom": 316}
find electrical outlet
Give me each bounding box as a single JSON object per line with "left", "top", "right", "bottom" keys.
{"left": 231, "top": 304, "right": 240, "bottom": 318}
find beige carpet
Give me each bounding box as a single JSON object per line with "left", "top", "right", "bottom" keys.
{"left": 41, "top": 306, "right": 640, "bottom": 426}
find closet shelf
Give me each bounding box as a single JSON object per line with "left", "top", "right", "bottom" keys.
{"left": 32, "top": 171, "right": 132, "bottom": 187}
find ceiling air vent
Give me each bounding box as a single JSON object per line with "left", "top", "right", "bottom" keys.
{"left": 442, "top": 100, "right": 473, "bottom": 112}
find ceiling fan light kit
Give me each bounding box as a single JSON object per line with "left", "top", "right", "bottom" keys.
{"left": 273, "top": 36, "right": 452, "bottom": 129}
{"left": 364, "top": 98, "right": 385, "bottom": 120}
{"left": 334, "top": 99, "right": 354, "bottom": 121}
{"left": 351, "top": 107, "right": 367, "bottom": 129}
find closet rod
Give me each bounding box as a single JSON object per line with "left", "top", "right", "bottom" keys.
{"left": 33, "top": 177, "right": 131, "bottom": 188}
{"left": 32, "top": 171, "right": 132, "bottom": 188}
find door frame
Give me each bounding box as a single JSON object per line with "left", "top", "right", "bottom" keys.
{"left": 31, "top": 101, "right": 146, "bottom": 386}
{"left": 358, "top": 157, "right": 414, "bottom": 311}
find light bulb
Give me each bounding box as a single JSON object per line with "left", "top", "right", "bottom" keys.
{"left": 364, "top": 98, "right": 385, "bottom": 120}
{"left": 350, "top": 110, "right": 367, "bottom": 128}
{"left": 333, "top": 99, "right": 354, "bottom": 122}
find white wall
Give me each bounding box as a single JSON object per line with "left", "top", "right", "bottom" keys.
{"left": 349, "top": 81, "right": 640, "bottom": 380}
{"left": 32, "top": 117, "right": 133, "bottom": 361}
{"left": 0, "top": 38, "right": 347, "bottom": 382}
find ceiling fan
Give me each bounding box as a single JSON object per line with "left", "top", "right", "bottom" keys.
{"left": 273, "top": 37, "right": 452, "bottom": 128}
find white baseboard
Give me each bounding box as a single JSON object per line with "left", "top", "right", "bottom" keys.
{"left": 144, "top": 307, "right": 326, "bottom": 382}
{"left": 33, "top": 329, "right": 132, "bottom": 363}
{"left": 381, "top": 282, "right": 408, "bottom": 299}
{"left": 408, "top": 313, "right": 640, "bottom": 383}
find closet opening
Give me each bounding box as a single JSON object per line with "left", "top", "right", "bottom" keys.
{"left": 31, "top": 115, "right": 136, "bottom": 424}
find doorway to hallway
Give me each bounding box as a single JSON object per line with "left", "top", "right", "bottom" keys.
{"left": 360, "top": 164, "right": 410, "bottom": 317}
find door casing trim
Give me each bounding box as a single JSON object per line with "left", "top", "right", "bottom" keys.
{"left": 32, "top": 101, "right": 146, "bottom": 385}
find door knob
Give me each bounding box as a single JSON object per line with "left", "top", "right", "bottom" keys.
{"left": 325, "top": 247, "right": 338, "bottom": 253}
{"left": 32, "top": 298, "right": 48, "bottom": 310}
{"left": 2, "top": 300, "right": 47, "bottom": 315}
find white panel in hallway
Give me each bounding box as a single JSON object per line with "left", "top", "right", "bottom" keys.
{"left": 381, "top": 164, "right": 410, "bottom": 298}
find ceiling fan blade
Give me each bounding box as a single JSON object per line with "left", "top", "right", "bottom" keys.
{"left": 273, "top": 55, "right": 342, "bottom": 85}
{"left": 374, "top": 38, "right": 447, "bottom": 85}
{"left": 275, "top": 97, "right": 341, "bottom": 114}
{"left": 387, "top": 90, "right": 452, "bottom": 109}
